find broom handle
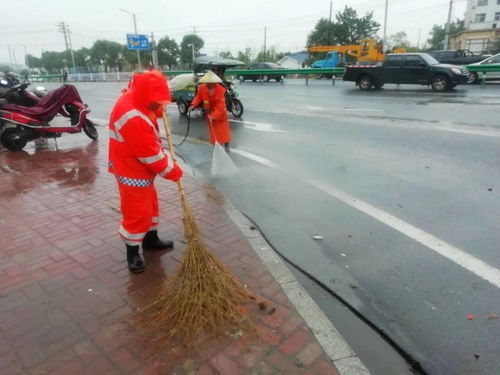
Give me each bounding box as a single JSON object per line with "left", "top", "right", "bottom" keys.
{"left": 161, "top": 109, "right": 187, "bottom": 201}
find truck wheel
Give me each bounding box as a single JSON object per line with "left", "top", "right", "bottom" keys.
{"left": 263, "top": 75, "right": 270, "bottom": 82}
{"left": 431, "top": 75, "right": 450, "bottom": 92}
{"left": 358, "top": 75, "right": 373, "bottom": 90}
{"left": 314, "top": 74, "right": 323, "bottom": 80}
{"left": 239, "top": 75, "right": 245, "bottom": 82}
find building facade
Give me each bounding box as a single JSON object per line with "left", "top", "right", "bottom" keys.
{"left": 464, "top": 0, "right": 500, "bottom": 30}
{"left": 451, "top": 0, "right": 500, "bottom": 53}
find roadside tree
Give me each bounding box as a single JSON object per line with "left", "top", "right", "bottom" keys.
{"left": 157, "top": 36, "right": 179, "bottom": 70}
{"left": 426, "top": 19, "right": 465, "bottom": 51}
{"left": 180, "top": 34, "right": 204, "bottom": 67}
{"left": 307, "top": 6, "right": 380, "bottom": 47}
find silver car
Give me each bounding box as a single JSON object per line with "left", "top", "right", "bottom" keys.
{"left": 468, "top": 53, "right": 500, "bottom": 83}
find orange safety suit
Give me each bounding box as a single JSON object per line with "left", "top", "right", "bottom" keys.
{"left": 191, "top": 84, "right": 232, "bottom": 144}
{"left": 108, "top": 71, "right": 182, "bottom": 246}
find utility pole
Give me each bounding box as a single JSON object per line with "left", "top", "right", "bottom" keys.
{"left": 328, "top": 1, "right": 333, "bottom": 44}
{"left": 188, "top": 43, "right": 195, "bottom": 69}
{"left": 193, "top": 26, "right": 196, "bottom": 35}
{"left": 120, "top": 9, "right": 142, "bottom": 70}
{"left": 382, "top": 0, "right": 389, "bottom": 52}
{"left": 263, "top": 27, "right": 267, "bottom": 61}
{"left": 417, "top": 29, "right": 422, "bottom": 49}
{"left": 57, "top": 21, "right": 77, "bottom": 73}
{"left": 443, "top": 0, "right": 453, "bottom": 50}
{"left": 151, "top": 32, "right": 158, "bottom": 68}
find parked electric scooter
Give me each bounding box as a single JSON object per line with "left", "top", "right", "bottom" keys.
{"left": 0, "top": 84, "right": 98, "bottom": 151}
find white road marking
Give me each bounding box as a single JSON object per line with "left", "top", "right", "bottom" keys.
{"left": 309, "top": 179, "right": 500, "bottom": 289}
{"left": 230, "top": 119, "right": 285, "bottom": 133}
{"left": 254, "top": 107, "right": 500, "bottom": 139}
{"left": 230, "top": 149, "right": 500, "bottom": 289}
{"left": 341, "top": 107, "right": 383, "bottom": 112}
{"left": 231, "top": 149, "right": 280, "bottom": 169}
{"left": 302, "top": 105, "right": 383, "bottom": 112}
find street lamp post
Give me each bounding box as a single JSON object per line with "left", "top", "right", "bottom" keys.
{"left": 188, "top": 43, "right": 195, "bottom": 69}
{"left": 382, "top": 0, "right": 389, "bottom": 53}
{"left": 120, "top": 8, "right": 142, "bottom": 70}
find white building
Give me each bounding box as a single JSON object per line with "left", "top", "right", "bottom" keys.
{"left": 451, "top": 0, "right": 500, "bottom": 53}
{"left": 276, "top": 52, "right": 308, "bottom": 69}
{"left": 465, "top": 0, "right": 500, "bottom": 30}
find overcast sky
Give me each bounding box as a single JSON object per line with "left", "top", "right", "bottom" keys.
{"left": 1, "top": 0, "right": 467, "bottom": 65}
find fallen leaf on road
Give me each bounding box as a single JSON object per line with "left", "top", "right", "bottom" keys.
{"left": 474, "top": 354, "right": 480, "bottom": 359}
{"left": 488, "top": 314, "right": 498, "bottom": 320}
{"left": 268, "top": 308, "right": 276, "bottom": 315}
{"left": 467, "top": 314, "right": 474, "bottom": 320}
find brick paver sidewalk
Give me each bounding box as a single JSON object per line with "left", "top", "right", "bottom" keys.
{"left": 0, "top": 135, "right": 340, "bottom": 375}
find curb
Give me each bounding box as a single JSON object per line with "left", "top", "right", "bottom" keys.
{"left": 222, "top": 199, "right": 372, "bottom": 375}
{"left": 172, "top": 133, "right": 371, "bottom": 374}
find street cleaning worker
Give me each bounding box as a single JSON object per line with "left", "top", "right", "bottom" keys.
{"left": 108, "top": 70, "right": 183, "bottom": 273}
{"left": 189, "top": 70, "right": 232, "bottom": 152}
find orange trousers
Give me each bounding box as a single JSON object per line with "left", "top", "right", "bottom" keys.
{"left": 117, "top": 181, "right": 159, "bottom": 245}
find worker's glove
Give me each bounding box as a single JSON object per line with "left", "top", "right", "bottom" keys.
{"left": 164, "top": 163, "right": 183, "bottom": 182}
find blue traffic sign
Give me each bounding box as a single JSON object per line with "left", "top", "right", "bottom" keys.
{"left": 126, "top": 34, "right": 149, "bottom": 50}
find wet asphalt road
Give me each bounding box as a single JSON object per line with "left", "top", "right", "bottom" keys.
{"left": 47, "top": 79, "right": 500, "bottom": 375}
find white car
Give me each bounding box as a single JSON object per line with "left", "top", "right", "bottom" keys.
{"left": 468, "top": 53, "right": 500, "bottom": 83}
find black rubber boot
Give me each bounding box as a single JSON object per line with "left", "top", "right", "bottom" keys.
{"left": 224, "top": 143, "right": 230, "bottom": 153}
{"left": 126, "top": 244, "right": 145, "bottom": 273}
{"left": 142, "top": 230, "right": 173, "bottom": 251}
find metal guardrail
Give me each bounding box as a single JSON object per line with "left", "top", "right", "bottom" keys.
{"left": 463, "top": 65, "right": 500, "bottom": 72}
{"left": 27, "top": 65, "right": 500, "bottom": 85}
{"left": 225, "top": 67, "right": 346, "bottom": 76}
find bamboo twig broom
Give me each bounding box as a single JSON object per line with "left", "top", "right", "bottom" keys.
{"left": 135, "top": 109, "right": 254, "bottom": 352}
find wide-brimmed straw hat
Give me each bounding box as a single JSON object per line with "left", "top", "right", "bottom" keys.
{"left": 199, "top": 70, "right": 223, "bottom": 84}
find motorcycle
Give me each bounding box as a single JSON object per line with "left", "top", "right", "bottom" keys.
{"left": 170, "top": 56, "right": 244, "bottom": 118}
{"left": 0, "top": 84, "right": 98, "bottom": 151}
{"left": 0, "top": 73, "right": 47, "bottom": 106}
{"left": 223, "top": 81, "right": 244, "bottom": 118}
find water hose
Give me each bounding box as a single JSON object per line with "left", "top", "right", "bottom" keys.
{"left": 174, "top": 109, "right": 191, "bottom": 147}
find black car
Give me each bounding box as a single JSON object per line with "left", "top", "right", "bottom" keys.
{"left": 427, "top": 50, "right": 487, "bottom": 65}
{"left": 343, "top": 53, "right": 470, "bottom": 92}
{"left": 238, "top": 62, "right": 283, "bottom": 82}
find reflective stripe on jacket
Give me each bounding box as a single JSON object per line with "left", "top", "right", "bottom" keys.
{"left": 108, "top": 92, "right": 174, "bottom": 180}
